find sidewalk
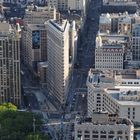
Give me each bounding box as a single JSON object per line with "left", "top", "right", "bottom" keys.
{"left": 34, "top": 90, "right": 57, "bottom": 112}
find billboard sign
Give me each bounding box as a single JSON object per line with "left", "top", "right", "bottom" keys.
{"left": 32, "top": 30, "right": 40, "bottom": 49}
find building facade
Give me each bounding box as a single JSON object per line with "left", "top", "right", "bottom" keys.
{"left": 87, "top": 69, "right": 140, "bottom": 123}
{"left": 69, "top": 21, "right": 78, "bottom": 68}
{"left": 132, "top": 24, "right": 140, "bottom": 63}
{"left": 37, "top": 61, "right": 48, "bottom": 86}
{"left": 22, "top": 24, "right": 47, "bottom": 71}
{"left": 47, "top": 19, "right": 70, "bottom": 104}
{"left": 99, "top": 13, "right": 111, "bottom": 33}
{"left": 99, "top": 12, "right": 140, "bottom": 34}
{"left": 118, "top": 16, "right": 131, "bottom": 34}
{"left": 0, "top": 23, "right": 21, "bottom": 106}
{"left": 48, "top": 0, "right": 86, "bottom": 11}
{"left": 95, "top": 34, "right": 124, "bottom": 70}
{"left": 75, "top": 111, "right": 134, "bottom": 140}
{"left": 23, "top": 6, "right": 56, "bottom": 25}
{"left": 68, "top": 0, "right": 86, "bottom": 11}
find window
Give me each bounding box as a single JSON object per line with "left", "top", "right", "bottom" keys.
{"left": 101, "top": 131, "right": 106, "bottom": 134}
{"left": 78, "top": 130, "right": 82, "bottom": 133}
{"left": 85, "top": 131, "right": 90, "bottom": 133}
{"left": 77, "top": 135, "right": 82, "bottom": 138}
{"left": 92, "top": 131, "right": 98, "bottom": 134}
{"left": 101, "top": 135, "right": 106, "bottom": 138}
{"left": 109, "top": 131, "right": 114, "bottom": 134}
{"left": 92, "top": 135, "right": 98, "bottom": 138}
{"left": 117, "top": 131, "right": 123, "bottom": 134}
{"left": 109, "top": 135, "right": 114, "bottom": 138}
{"left": 84, "top": 135, "right": 90, "bottom": 138}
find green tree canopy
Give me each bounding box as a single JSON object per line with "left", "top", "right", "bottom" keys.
{"left": 0, "top": 103, "right": 17, "bottom": 111}
{"left": 26, "top": 133, "right": 49, "bottom": 140}
{"left": 0, "top": 103, "right": 48, "bottom": 140}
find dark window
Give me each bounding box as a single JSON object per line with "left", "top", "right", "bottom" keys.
{"left": 101, "top": 135, "right": 106, "bottom": 138}
{"left": 109, "top": 131, "right": 114, "bottom": 134}
{"left": 85, "top": 135, "right": 90, "bottom": 138}
{"left": 92, "top": 135, "right": 98, "bottom": 138}
{"left": 109, "top": 135, "right": 114, "bottom": 138}
{"left": 85, "top": 131, "right": 90, "bottom": 133}
{"left": 117, "top": 131, "right": 123, "bottom": 134}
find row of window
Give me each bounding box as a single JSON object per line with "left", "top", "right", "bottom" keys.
{"left": 96, "top": 60, "right": 123, "bottom": 62}
{"left": 122, "top": 81, "right": 140, "bottom": 85}
{"left": 78, "top": 130, "right": 125, "bottom": 134}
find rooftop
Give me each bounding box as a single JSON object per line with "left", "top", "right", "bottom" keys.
{"left": 27, "top": 24, "right": 46, "bottom": 30}
{"left": 100, "top": 13, "right": 111, "bottom": 24}
{"left": 100, "top": 12, "right": 140, "bottom": 24}
{"left": 96, "top": 33, "right": 129, "bottom": 48}
{"left": 87, "top": 69, "right": 114, "bottom": 88}
{"left": 87, "top": 69, "right": 140, "bottom": 89}
{"left": 0, "top": 22, "right": 18, "bottom": 37}
{"left": 103, "top": 1, "right": 137, "bottom": 6}
{"left": 118, "top": 16, "right": 131, "bottom": 24}
{"left": 0, "top": 22, "right": 10, "bottom": 32}
{"left": 106, "top": 89, "right": 140, "bottom": 106}
{"left": 26, "top": 5, "right": 55, "bottom": 12}
{"left": 115, "top": 70, "right": 140, "bottom": 79}
{"left": 76, "top": 111, "right": 132, "bottom": 126}
{"left": 48, "top": 19, "right": 68, "bottom": 32}
{"left": 102, "top": 44, "right": 123, "bottom": 49}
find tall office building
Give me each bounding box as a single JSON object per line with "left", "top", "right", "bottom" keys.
{"left": 23, "top": 5, "right": 57, "bottom": 25}
{"left": 22, "top": 24, "right": 47, "bottom": 71}
{"left": 47, "top": 19, "right": 70, "bottom": 104}
{"left": 48, "top": 0, "right": 67, "bottom": 10}
{"left": 132, "top": 23, "right": 140, "bottom": 63}
{"left": 0, "top": 23, "right": 21, "bottom": 106}
{"left": 48, "top": 0, "right": 86, "bottom": 11}
{"left": 68, "top": 0, "right": 86, "bottom": 11}
{"left": 22, "top": 5, "right": 57, "bottom": 70}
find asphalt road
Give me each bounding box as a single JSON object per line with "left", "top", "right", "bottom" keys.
{"left": 66, "top": 0, "right": 102, "bottom": 114}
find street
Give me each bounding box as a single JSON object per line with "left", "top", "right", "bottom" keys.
{"left": 20, "top": 0, "right": 102, "bottom": 139}
{"left": 66, "top": 0, "right": 101, "bottom": 115}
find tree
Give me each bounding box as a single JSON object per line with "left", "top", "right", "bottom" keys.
{"left": 0, "top": 103, "right": 47, "bottom": 140}
{"left": 0, "top": 103, "right": 17, "bottom": 111}
{"left": 26, "top": 133, "right": 49, "bottom": 140}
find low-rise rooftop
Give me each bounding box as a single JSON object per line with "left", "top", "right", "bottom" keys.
{"left": 87, "top": 69, "right": 140, "bottom": 89}
{"left": 26, "top": 5, "right": 55, "bottom": 12}
{"left": 75, "top": 111, "right": 132, "bottom": 126}
{"left": 87, "top": 69, "right": 115, "bottom": 88}
{"left": 105, "top": 88, "right": 140, "bottom": 106}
